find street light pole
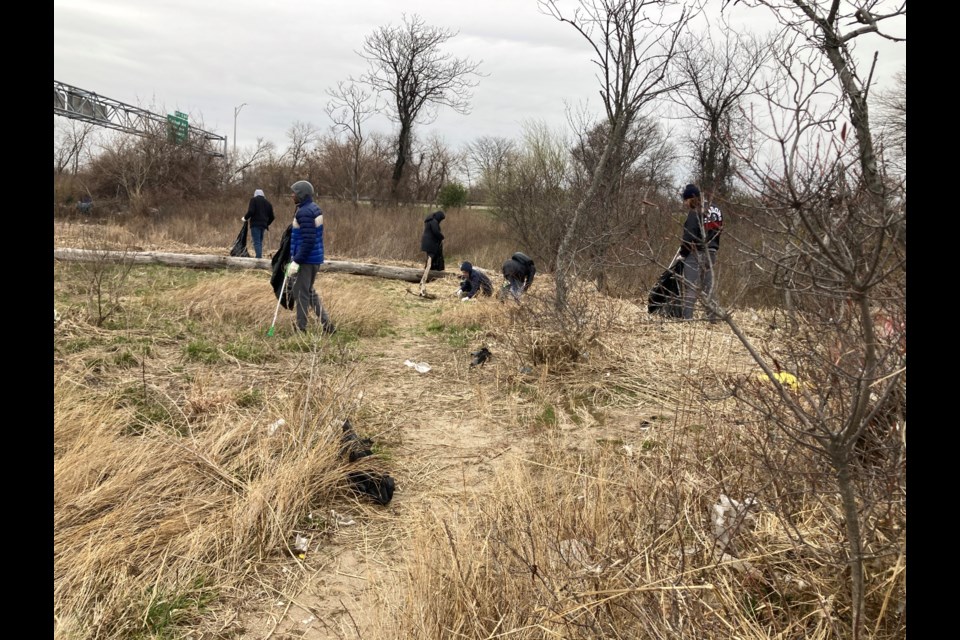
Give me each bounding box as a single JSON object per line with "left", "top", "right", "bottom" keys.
{"left": 233, "top": 102, "right": 247, "bottom": 166}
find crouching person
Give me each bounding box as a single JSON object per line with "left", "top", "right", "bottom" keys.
{"left": 457, "top": 261, "right": 493, "bottom": 301}
{"left": 500, "top": 252, "right": 536, "bottom": 302}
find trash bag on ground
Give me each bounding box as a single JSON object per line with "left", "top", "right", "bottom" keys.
{"left": 230, "top": 221, "right": 250, "bottom": 257}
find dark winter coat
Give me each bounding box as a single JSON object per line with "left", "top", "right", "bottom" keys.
{"left": 502, "top": 252, "right": 536, "bottom": 291}
{"left": 420, "top": 211, "right": 446, "bottom": 255}
{"left": 459, "top": 267, "right": 493, "bottom": 299}
{"left": 679, "top": 201, "right": 723, "bottom": 258}
{"left": 244, "top": 195, "right": 275, "bottom": 229}
{"left": 290, "top": 197, "right": 324, "bottom": 265}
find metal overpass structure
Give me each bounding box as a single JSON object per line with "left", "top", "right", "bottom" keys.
{"left": 53, "top": 80, "right": 227, "bottom": 158}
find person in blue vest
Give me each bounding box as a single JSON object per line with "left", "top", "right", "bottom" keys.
{"left": 285, "top": 180, "right": 335, "bottom": 334}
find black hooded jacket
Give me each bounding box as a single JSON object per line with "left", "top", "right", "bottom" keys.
{"left": 502, "top": 252, "right": 536, "bottom": 291}
{"left": 420, "top": 211, "right": 446, "bottom": 255}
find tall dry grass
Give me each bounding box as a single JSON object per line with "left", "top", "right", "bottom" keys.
{"left": 388, "top": 309, "right": 905, "bottom": 639}
{"left": 53, "top": 198, "right": 903, "bottom": 638}
{"left": 54, "top": 261, "right": 407, "bottom": 639}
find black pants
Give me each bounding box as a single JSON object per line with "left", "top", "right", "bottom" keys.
{"left": 427, "top": 252, "right": 444, "bottom": 271}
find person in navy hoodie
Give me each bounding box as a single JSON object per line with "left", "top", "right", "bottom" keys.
{"left": 285, "top": 180, "right": 335, "bottom": 334}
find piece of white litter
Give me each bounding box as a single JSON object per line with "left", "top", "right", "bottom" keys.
{"left": 267, "top": 418, "right": 286, "bottom": 436}
{"left": 621, "top": 444, "right": 635, "bottom": 458}
{"left": 293, "top": 534, "right": 309, "bottom": 553}
{"left": 712, "top": 494, "right": 757, "bottom": 552}
{"left": 54, "top": 309, "right": 61, "bottom": 323}
{"left": 331, "top": 509, "right": 356, "bottom": 527}
{"left": 302, "top": 616, "right": 316, "bottom": 625}
{"left": 403, "top": 359, "right": 432, "bottom": 373}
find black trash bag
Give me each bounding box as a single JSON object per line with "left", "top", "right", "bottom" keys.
{"left": 230, "top": 221, "right": 250, "bottom": 257}
{"left": 270, "top": 225, "right": 296, "bottom": 309}
{"left": 338, "top": 419, "right": 396, "bottom": 505}
{"left": 340, "top": 420, "right": 374, "bottom": 463}
{"left": 648, "top": 259, "right": 684, "bottom": 317}
{"left": 347, "top": 471, "right": 396, "bottom": 506}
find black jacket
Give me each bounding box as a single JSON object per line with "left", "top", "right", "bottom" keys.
{"left": 459, "top": 268, "right": 493, "bottom": 298}
{"left": 420, "top": 211, "right": 445, "bottom": 255}
{"left": 244, "top": 195, "right": 276, "bottom": 230}
{"left": 679, "top": 201, "right": 723, "bottom": 257}
{"left": 502, "top": 252, "right": 536, "bottom": 291}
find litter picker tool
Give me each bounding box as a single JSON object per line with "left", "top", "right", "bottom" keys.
{"left": 267, "top": 274, "right": 288, "bottom": 337}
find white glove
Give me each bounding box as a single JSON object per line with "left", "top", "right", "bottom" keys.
{"left": 241, "top": 216, "right": 247, "bottom": 223}
{"left": 286, "top": 262, "right": 300, "bottom": 277}
{"left": 461, "top": 297, "right": 472, "bottom": 303}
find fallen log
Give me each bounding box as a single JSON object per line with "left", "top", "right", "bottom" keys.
{"left": 53, "top": 248, "right": 456, "bottom": 284}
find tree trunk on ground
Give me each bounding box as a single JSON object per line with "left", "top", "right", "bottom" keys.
{"left": 53, "top": 248, "right": 456, "bottom": 284}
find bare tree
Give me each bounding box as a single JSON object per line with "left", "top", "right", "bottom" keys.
{"left": 465, "top": 136, "right": 517, "bottom": 203}
{"left": 730, "top": 0, "right": 905, "bottom": 207}
{"left": 283, "top": 121, "right": 320, "bottom": 176}
{"left": 357, "top": 13, "right": 483, "bottom": 202}
{"left": 326, "top": 82, "right": 379, "bottom": 204}
{"left": 668, "top": 26, "right": 770, "bottom": 197}
{"left": 491, "top": 120, "right": 573, "bottom": 271}
{"left": 410, "top": 133, "right": 460, "bottom": 204}
{"left": 872, "top": 66, "right": 905, "bottom": 178}
{"left": 568, "top": 114, "right": 676, "bottom": 292}
{"left": 231, "top": 138, "right": 276, "bottom": 183}
{"left": 54, "top": 118, "right": 98, "bottom": 175}
{"left": 709, "top": 7, "right": 907, "bottom": 634}
{"left": 539, "top": 0, "right": 696, "bottom": 309}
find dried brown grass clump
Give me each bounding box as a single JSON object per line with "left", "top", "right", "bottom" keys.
{"left": 53, "top": 359, "right": 383, "bottom": 639}
{"left": 392, "top": 417, "right": 893, "bottom": 639}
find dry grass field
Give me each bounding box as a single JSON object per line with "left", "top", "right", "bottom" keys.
{"left": 53, "top": 206, "right": 905, "bottom": 639}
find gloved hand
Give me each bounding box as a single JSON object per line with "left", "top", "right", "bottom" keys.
{"left": 286, "top": 262, "right": 300, "bottom": 277}
{"left": 453, "top": 288, "right": 463, "bottom": 297}
{"left": 240, "top": 216, "right": 247, "bottom": 223}
{"left": 461, "top": 296, "right": 472, "bottom": 303}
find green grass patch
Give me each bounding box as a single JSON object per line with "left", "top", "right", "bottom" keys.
{"left": 223, "top": 338, "right": 270, "bottom": 364}
{"left": 115, "top": 384, "right": 187, "bottom": 437}
{"left": 533, "top": 403, "right": 558, "bottom": 429}
{"left": 183, "top": 339, "right": 221, "bottom": 364}
{"left": 112, "top": 349, "right": 140, "bottom": 368}
{"left": 235, "top": 388, "right": 264, "bottom": 409}
{"left": 135, "top": 575, "right": 216, "bottom": 640}
{"left": 425, "top": 319, "right": 482, "bottom": 348}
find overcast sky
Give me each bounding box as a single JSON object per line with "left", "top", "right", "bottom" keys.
{"left": 54, "top": 0, "right": 906, "bottom": 159}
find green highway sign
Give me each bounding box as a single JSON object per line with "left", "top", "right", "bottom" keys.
{"left": 167, "top": 111, "right": 189, "bottom": 144}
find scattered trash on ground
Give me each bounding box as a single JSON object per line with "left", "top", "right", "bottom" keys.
{"left": 267, "top": 418, "right": 286, "bottom": 436}
{"left": 330, "top": 509, "right": 356, "bottom": 527}
{"left": 470, "top": 347, "right": 491, "bottom": 367}
{"left": 292, "top": 534, "right": 310, "bottom": 558}
{"left": 404, "top": 359, "right": 431, "bottom": 373}
{"left": 757, "top": 371, "right": 800, "bottom": 391}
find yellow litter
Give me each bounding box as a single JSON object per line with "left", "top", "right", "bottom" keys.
{"left": 757, "top": 371, "right": 800, "bottom": 391}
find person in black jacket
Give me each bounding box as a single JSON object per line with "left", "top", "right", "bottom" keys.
{"left": 420, "top": 210, "right": 446, "bottom": 271}
{"left": 457, "top": 261, "right": 493, "bottom": 300}
{"left": 678, "top": 184, "right": 723, "bottom": 322}
{"left": 242, "top": 188, "right": 275, "bottom": 258}
{"left": 500, "top": 252, "right": 536, "bottom": 302}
